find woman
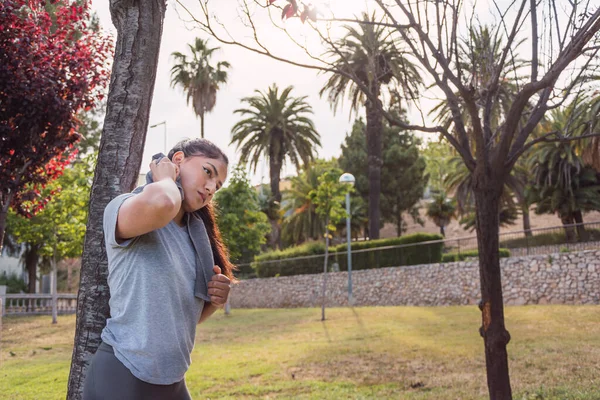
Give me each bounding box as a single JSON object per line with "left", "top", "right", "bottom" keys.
{"left": 84, "top": 138, "right": 235, "bottom": 400}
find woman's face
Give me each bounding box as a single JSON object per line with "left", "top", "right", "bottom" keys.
{"left": 172, "top": 151, "right": 228, "bottom": 212}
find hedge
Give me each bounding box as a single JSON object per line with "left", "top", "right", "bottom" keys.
{"left": 441, "top": 248, "right": 511, "bottom": 263}
{"left": 252, "top": 233, "right": 444, "bottom": 278}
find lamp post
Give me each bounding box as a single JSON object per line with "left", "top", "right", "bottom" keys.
{"left": 150, "top": 121, "right": 167, "bottom": 153}
{"left": 339, "top": 172, "right": 355, "bottom": 305}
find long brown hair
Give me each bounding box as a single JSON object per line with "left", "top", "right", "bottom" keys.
{"left": 168, "top": 138, "right": 236, "bottom": 282}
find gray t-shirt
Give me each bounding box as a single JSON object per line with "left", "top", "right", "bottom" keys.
{"left": 101, "top": 193, "right": 205, "bottom": 385}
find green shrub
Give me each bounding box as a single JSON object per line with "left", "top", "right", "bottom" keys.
{"left": 441, "top": 248, "right": 511, "bottom": 262}
{"left": 0, "top": 272, "right": 27, "bottom": 293}
{"left": 252, "top": 233, "right": 444, "bottom": 278}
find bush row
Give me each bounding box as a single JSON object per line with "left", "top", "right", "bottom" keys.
{"left": 441, "top": 248, "right": 511, "bottom": 262}
{"left": 252, "top": 233, "right": 444, "bottom": 278}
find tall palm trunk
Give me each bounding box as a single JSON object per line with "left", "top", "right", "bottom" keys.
{"left": 396, "top": 207, "right": 402, "bottom": 236}
{"left": 522, "top": 207, "right": 532, "bottom": 237}
{"left": 365, "top": 84, "right": 383, "bottom": 240}
{"left": 200, "top": 112, "right": 205, "bottom": 138}
{"left": 67, "top": 1, "right": 167, "bottom": 398}
{"left": 473, "top": 168, "right": 512, "bottom": 400}
{"left": 560, "top": 213, "right": 577, "bottom": 242}
{"left": 573, "top": 209, "right": 588, "bottom": 241}
{"left": 268, "top": 131, "right": 283, "bottom": 249}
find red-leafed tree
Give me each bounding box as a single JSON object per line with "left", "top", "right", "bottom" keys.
{"left": 0, "top": 0, "right": 111, "bottom": 252}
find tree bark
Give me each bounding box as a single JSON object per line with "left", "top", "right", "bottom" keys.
{"left": 267, "top": 131, "right": 283, "bottom": 249}
{"left": 473, "top": 175, "right": 512, "bottom": 400}
{"left": 560, "top": 213, "right": 576, "bottom": 243}
{"left": 200, "top": 112, "right": 205, "bottom": 138}
{"left": 365, "top": 87, "right": 383, "bottom": 240}
{"left": 573, "top": 210, "right": 588, "bottom": 241}
{"left": 440, "top": 224, "right": 445, "bottom": 237}
{"left": 321, "top": 216, "right": 330, "bottom": 321}
{"left": 66, "top": 1, "right": 167, "bottom": 398}
{"left": 0, "top": 197, "right": 10, "bottom": 255}
{"left": 522, "top": 207, "right": 532, "bottom": 237}
{"left": 25, "top": 245, "right": 40, "bottom": 294}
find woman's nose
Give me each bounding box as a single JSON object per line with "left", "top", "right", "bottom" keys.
{"left": 206, "top": 182, "right": 216, "bottom": 195}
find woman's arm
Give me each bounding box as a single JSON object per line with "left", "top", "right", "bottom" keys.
{"left": 116, "top": 159, "right": 181, "bottom": 240}
{"left": 198, "top": 266, "right": 231, "bottom": 324}
{"left": 198, "top": 303, "right": 220, "bottom": 324}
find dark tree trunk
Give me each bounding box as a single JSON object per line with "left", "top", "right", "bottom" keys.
{"left": 560, "top": 213, "right": 576, "bottom": 242}
{"left": 396, "top": 208, "right": 402, "bottom": 236}
{"left": 267, "top": 132, "right": 283, "bottom": 249}
{"left": 473, "top": 172, "right": 512, "bottom": 400}
{"left": 573, "top": 210, "right": 588, "bottom": 241}
{"left": 440, "top": 224, "right": 445, "bottom": 237}
{"left": 25, "top": 245, "right": 40, "bottom": 294}
{"left": 522, "top": 207, "right": 532, "bottom": 237}
{"left": 0, "top": 197, "right": 10, "bottom": 254}
{"left": 67, "top": 1, "right": 167, "bottom": 398}
{"left": 200, "top": 112, "right": 205, "bottom": 138}
{"left": 365, "top": 86, "right": 383, "bottom": 240}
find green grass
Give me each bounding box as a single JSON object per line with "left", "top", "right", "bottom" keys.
{"left": 1, "top": 306, "right": 600, "bottom": 399}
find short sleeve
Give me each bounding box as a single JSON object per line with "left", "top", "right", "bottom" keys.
{"left": 103, "top": 193, "right": 137, "bottom": 248}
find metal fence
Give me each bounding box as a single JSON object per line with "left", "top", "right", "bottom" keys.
{"left": 236, "top": 221, "right": 600, "bottom": 279}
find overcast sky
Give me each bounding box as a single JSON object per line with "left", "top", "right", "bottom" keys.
{"left": 90, "top": 0, "right": 522, "bottom": 186}
{"left": 90, "top": 1, "right": 389, "bottom": 186}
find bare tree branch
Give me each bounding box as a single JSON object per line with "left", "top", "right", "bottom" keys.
{"left": 495, "top": 6, "right": 600, "bottom": 167}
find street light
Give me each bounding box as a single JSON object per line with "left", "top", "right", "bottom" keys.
{"left": 149, "top": 121, "right": 167, "bottom": 153}
{"left": 339, "top": 172, "right": 355, "bottom": 305}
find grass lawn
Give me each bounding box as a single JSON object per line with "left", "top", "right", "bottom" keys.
{"left": 1, "top": 306, "right": 599, "bottom": 399}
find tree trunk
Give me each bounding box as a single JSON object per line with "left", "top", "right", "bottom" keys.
{"left": 365, "top": 87, "right": 383, "bottom": 240}
{"left": 321, "top": 216, "right": 330, "bottom": 321}
{"left": 559, "top": 213, "right": 576, "bottom": 243}
{"left": 67, "top": 1, "right": 167, "bottom": 398}
{"left": 0, "top": 197, "right": 10, "bottom": 254}
{"left": 522, "top": 206, "right": 532, "bottom": 237}
{"left": 396, "top": 208, "right": 402, "bottom": 236}
{"left": 267, "top": 133, "right": 283, "bottom": 249}
{"left": 67, "top": 260, "right": 73, "bottom": 293}
{"left": 573, "top": 210, "right": 588, "bottom": 241}
{"left": 440, "top": 224, "right": 445, "bottom": 237}
{"left": 473, "top": 176, "right": 512, "bottom": 400}
{"left": 25, "top": 245, "right": 40, "bottom": 294}
{"left": 200, "top": 112, "right": 205, "bottom": 138}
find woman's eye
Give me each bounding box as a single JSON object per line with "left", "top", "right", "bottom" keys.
{"left": 203, "top": 167, "right": 211, "bottom": 176}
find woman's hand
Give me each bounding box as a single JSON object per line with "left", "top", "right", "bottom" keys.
{"left": 208, "top": 266, "right": 231, "bottom": 307}
{"left": 149, "top": 157, "right": 179, "bottom": 182}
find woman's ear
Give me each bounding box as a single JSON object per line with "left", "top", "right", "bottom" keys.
{"left": 171, "top": 151, "right": 185, "bottom": 165}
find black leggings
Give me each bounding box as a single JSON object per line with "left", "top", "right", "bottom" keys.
{"left": 83, "top": 342, "right": 192, "bottom": 400}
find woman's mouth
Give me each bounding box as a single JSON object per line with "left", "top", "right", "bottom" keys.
{"left": 198, "top": 191, "right": 207, "bottom": 203}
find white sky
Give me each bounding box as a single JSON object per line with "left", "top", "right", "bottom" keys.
{"left": 90, "top": 0, "right": 381, "bottom": 186}
{"left": 89, "top": 0, "right": 585, "bottom": 186}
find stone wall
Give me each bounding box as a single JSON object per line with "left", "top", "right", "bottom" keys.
{"left": 229, "top": 250, "right": 600, "bottom": 308}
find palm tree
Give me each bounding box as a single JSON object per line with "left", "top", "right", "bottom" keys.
{"left": 170, "top": 38, "right": 230, "bottom": 138}
{"left": 426, "top": 192, "right": 456, "bottom": 237}
{"left": 231, "top": 84, "right": 321, "bottom": 248}
{"left": 281, "top": 163, "right": 327, "bottom": 246}
{"left": 528, "top": 138, "right": 600, "bottom": 242}
{"left": 320, "top": 12, "right": 421, "bottom": 240}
